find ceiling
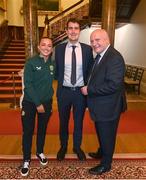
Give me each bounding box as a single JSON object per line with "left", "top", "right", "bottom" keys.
{"left": 89, "top": 0, "right": 141, "bottom": 23}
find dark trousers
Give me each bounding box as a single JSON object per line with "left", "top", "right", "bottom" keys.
{"left": 94, "top": 117, "right": 120, "bottom": 168}
{"left": 21, "top": 99, "right": 52, "bottom": 160}
{"left": 57, "top": 87, "right": 86, "bottom": 149}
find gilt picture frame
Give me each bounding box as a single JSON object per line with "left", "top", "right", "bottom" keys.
{"left": 38, "top": 0, "right": 61, "bottom": 15}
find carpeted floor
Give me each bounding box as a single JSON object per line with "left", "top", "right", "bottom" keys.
{"left": 0, "top": 158, "right": 146, "bottom": 179}
{"left": 0, "top": 109, "right": 146, "bottom": 134}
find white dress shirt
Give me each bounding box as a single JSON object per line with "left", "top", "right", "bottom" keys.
{"left": 63, "top": 42, "right": 84, "bottom": 87}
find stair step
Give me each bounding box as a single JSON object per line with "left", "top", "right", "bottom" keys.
{"left": 0, "top": 87, "right": 22, "bottom": 90}
{"left": 0, "top": 64, "right": 24, "bottom": 68}
{"left": 0, "top": 94, "right": 21, "bottom": 98}
{"left": 0, "top": 57, "right": 25, "bottom": 60}
{"left": 0, "top": 54, "right": 25, "bottom": 57}
{"left": 0, "top": 68, "right": 22, "bottom": 71}
{"left": 9, "top": 40, "right": 25, "bottom": 46}
{"left": 0, "top": 95, "right": 22, "bottom": 103}
{"left": 0, "top": 61, "right": 24, "bottom": 64}
{"left": 4, "top": 47, "right": 25, "bottom": 50}
{"left": 0, "top": 89, "right": 22, "bottom": 94}
{"left": 0, "top": 79, "right": 22, "bottom": 83}
{"left": 0, "top": 59, "right": 25, "bottom": 62}
{"left": 0, "top": 59, "right": 25, "bottom": 61}
{"left": 0, "top": 74, "right": 21, "bottom": 77}
{"left": 0, "top": 74, "right": 21, "bottom": 80}
{"left": 0, "top": 91, "right": 22, "bottom": 94}
{"left": 11, "top": 40, "right": 24, "bottom": 43}
{"left": 0, "top": 71, "right": 20, "bottom": 77}
{"left": 0, "top": 79, "right": 22, "bottom": 87}
{"left": 9, "top": 44, "right": 24, "bottom": 46}
{"left": 0, "top": 63, "right": 24, "bottom": 66}
{"left": 0, "top": 69, "right": 22, "bottom": 75}
{"left": 0, "top": 50, "right": 25, "bottom": 54}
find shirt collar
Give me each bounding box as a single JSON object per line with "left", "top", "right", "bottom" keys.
{"left": 99, "top": 44, "right": 110, "bottom": 58}
{"left": 67, "top": 42, "right": 80, "bottom": 48}
{"left": 39, "top": 54, "right": 50, "bottom": 62}
{"left": 39, "top": 54, "right": 43, "bottom": 58}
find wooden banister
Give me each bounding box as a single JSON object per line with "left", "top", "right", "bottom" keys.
{"left": 49, "top": 0, "right": 84, "bottom": 23}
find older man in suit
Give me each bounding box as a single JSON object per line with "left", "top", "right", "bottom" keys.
{"left": 55, "top": 18, "right": 93, "bottom": 161}
{"left": 81, "top": 29, "right": 127, "bottom": 175}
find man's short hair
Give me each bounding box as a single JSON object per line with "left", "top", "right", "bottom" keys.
{"left": 66, "top": 18, "right": 81, "bottom": 29}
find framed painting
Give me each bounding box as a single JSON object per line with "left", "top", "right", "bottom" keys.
{"left": 38, "top": 0, "right": 61, "bottom": 15}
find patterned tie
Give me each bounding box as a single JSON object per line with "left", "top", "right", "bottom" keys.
{"left": 71, "top": 45, "right": 76, "bottom": 85}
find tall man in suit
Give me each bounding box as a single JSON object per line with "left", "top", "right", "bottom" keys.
{"left": 55, "top": 18, "right": 93, "bottom": 161}
{"left": 81, "top": 29, "right": 127, "bottom": 175}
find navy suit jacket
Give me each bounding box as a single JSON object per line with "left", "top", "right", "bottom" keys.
{"left": 87, "top": 46, "right": 127, "bottom": 122}
{"left": 55, "top": 42, "right": 93, "bottom": 97}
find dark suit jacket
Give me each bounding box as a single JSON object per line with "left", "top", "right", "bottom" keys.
{"left": 87, "top": 46, "right": 127, "bottom": 122}
{"left": 55, "top": 42, "right": 93, "bottom": 97}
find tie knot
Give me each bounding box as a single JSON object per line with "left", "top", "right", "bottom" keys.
{"left": 95, "top": 54, "right": 100, "bottom": 60}
{"left": 95, "top": 54, "right": 101, "bottom": 63}
{"left": 72, "top": 45, "right": 76, "bottom": 50}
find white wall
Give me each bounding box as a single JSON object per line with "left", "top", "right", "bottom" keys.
{"left": 115, "top": 0, "right": 146, "bottom": 67}
{"left": 115, "top": 24, "right": 146, "bottom": 67}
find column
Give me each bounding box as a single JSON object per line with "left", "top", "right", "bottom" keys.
{"left": 43, "top": 15, "right": 50, "bottom": 37}
{"left": 23, "top": 0, "right": 38, "bottom": 59}
{"left": 102, "top": 0, "right": 116, "bottom": 45}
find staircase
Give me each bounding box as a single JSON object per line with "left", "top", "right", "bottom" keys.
{"left": 0, "top": 3, "right": 88, "bottom": 105}
{"left": 0, "top": 40, "right": 25, "bottom": 104}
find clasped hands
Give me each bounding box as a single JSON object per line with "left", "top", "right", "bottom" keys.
{"left": 81, "top": 86, "right": 88, "bottom": 95}
{"left": 37, "top": 104, "right": 45, "bottom": 113}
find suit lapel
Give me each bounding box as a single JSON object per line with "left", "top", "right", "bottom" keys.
{"left": 61, "top": 43, "right": 67, "bottom": 75}
{"left": 90, "top": 46, "right": 111, "bottom": 79}
{"left": 98, "top": 46, "right": 111, "bottom": 66}
{"left": 80, "top": 43, "right": 86, "bottom": 74}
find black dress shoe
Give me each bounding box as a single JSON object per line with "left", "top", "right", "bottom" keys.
{"left": 88, "top": 152, "right": 102, "bottom": 159}
{"left": 89, "top": 164, "right": 111, "bottom": 175}
{"left": 73, "top": 148, "right": 86, "bottom": 161}
{"left": 57, "top": 147, "right": 67, "bottom": 161}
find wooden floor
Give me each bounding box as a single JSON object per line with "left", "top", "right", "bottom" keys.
{"left": 0, "top": 82, "right": 146, "bottom": 156}
{"left": 0, "top": 133, "right": 146, "bottom": 156}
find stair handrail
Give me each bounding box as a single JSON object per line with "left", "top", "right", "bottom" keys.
{"left": 48, "top": 0, "right": 84, "bottom": 23}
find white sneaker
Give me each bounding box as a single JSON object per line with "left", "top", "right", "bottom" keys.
{"left": 20, "top": 160, "right": 30, "bottom": 176}
{"left": 36, "top": 153, "right": 48, "bottom": 166}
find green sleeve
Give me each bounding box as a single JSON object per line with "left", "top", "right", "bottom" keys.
{"left": 24, "top": 61, "right": 41, "bottom": 106}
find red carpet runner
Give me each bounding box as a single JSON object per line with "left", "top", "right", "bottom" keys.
{"left": 0, "top": 109, "right": 146, "bottom": 135}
